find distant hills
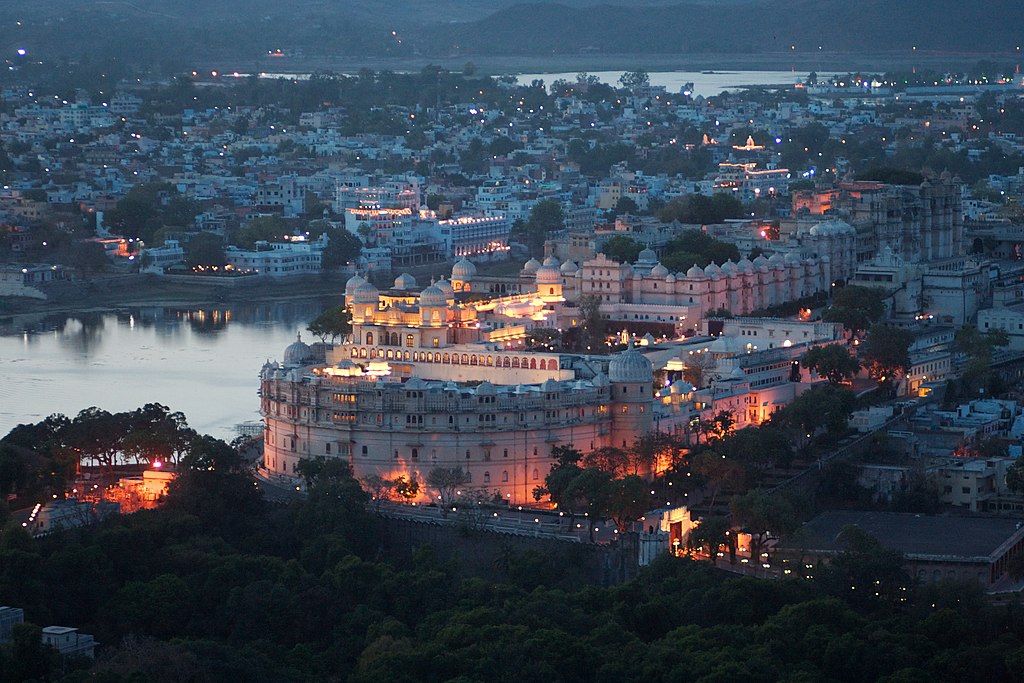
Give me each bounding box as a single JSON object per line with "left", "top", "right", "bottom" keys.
{"left": 0, "top": 0, "right": 1019, "bottom": 70}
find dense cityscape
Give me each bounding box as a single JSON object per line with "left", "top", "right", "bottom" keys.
{"left": 5, "top": 14, "right": 1024, "bottom": 680}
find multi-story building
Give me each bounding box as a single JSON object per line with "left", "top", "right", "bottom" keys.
{"left": 259, "top": 272, "right": 695, "bottom": 503}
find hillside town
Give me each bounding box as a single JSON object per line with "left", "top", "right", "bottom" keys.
{"left": 9, "top": 60, "right": 1024, "bottom": 678}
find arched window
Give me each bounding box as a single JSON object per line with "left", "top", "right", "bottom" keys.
{"left": 433, "top": 352, "right": 440, "bottom": 362}
{"left": 486, "top": 355, "right": 493, "bottom": 366}
{"left": 502, "top": 471, "right": 509, "bottom": 482}
{"left": 539, "top": 359, "right": 547, "bottom": 370}
{"left": 359, "top": 348, "right": 367, "bottom": 358}
{"left": 365, "top": 332, "right": 374, "bottom": 345}
{"left": 529, "top": 358, "right": 536, "bottom": 369}
{"left": 512, "top": 358, "right": 520, "bottom": 368}
{"left": 443, "top": 353, "right": 450, "bottom": 363}
{"left": 386, "top": 350, "right": 394, "bottom": 359}
{"left": 351, "top": 349, "right": 358, "bottom": 358}
{"left": 503, "top": 357, "right": 511, "bottom": 367}
{"left": 453, "top": 354, "right": 460, "bottom": 365}
{"left": 550, "top": 360, "right": 558, "bottom": 371}
{"left": 532, "top": 468, "right": 539, "bottom": 481}
{"left": 471, "top": 355, "right": 478, "bottom": 366}
{"left": 484, "top": 471, "right": 491, "bottom": 483}
{"left": 411, "top": 448, "right": 418, "bottom": 459}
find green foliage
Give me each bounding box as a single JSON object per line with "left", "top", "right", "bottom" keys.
{"left": 823, "top": 285, "right": 888, "bottom": 336}
{"left": 774, "top": 384, "right": 857, "bottom": 439}
{"left": 234, "top": 215, "right": 287, "bottom": 249}
{"left": 659, "top": 228, "right": 741, "bottom": 272}
{"left": 522, "top": 199, "right": 563, "bottom": 256}
{"left": 855, "top": 167, "right": 926, "bottom": 185}
{"left": 184, "top": 232, "right": 227, "bottom": 269}
{"left": 312, "top": 223, "right": 362, "bottom": 270}
{"left": 801, "top": 344, "right": 860, "bottom": 384}
{"left": 105, "top": 182, "right": 199, "bottom": 243}
{"left": 619, "top": 69, "right": 650, "bottom": 91}
{"left": 307, "top": 306, "right": 352, "bottom": 343}
{"left": 600, "top": 235, "right": 645, "bottom": 264}
{"left": 656, "top": 193, "right": 744, "bottom": 226}
{"left": 863, "top": 324, "right": 914, "bottom": 383}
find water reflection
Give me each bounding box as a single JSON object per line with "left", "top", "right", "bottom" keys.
{"left": 0, "top": 296, "right": 337, "bottom": 440}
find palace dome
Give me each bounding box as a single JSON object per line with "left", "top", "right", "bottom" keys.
{"left": 651, "top": 263, "right": 670, "bottom": 278}
{"left": 535, "top": 264, "right": 561, "bottom": 285}
{"left": 522, "top": 258, "right": 542, "bottom": 274}
{"left": 352, "top": 281, "right": 379, "bottom": 304}
{"left": 393, "top": 273, "right": 417, "bottom": 290}
{"left": 344, "top": 273, "right": 366, "bottom": 298}
{"left": 704, "top": 262, "right": 722, "bottom": 277}
{"left": 283, "top": 333, "right": 313, "bottom": 367}
{"left": 419, "top": 284, "right": 447, "bottom": 307}
{"left": 637, "top": 247, "right": 657, "bottom": 263}
{"left": 543, "top": 255, "right": 561, "bottom": 267}
{"left": 686, "top": 264, "right": 706, "bottom": 278}
{"left": 609, "top": 343, "right": 653, "bottom": 383}
{"left": 560, "top": 260, "right": 578, "bottom": 274}
{"left": 435, "top": 277, "right": 455, "bottom": 299}
{"left": 452, "top": 257, "right": 477, "bottom": 280}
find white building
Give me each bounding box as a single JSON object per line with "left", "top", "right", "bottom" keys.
{"left": 225, "top": 235, "right": 327, "bottom": 277}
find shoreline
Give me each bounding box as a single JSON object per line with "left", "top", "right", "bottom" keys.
{"left": 0, "top": 273, "right": 351, "bottom": 324}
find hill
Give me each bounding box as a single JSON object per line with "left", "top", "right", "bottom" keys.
{"left": 0, "top": 0, "right": 1018, "bottom": 69}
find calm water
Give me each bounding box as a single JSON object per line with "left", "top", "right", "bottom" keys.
{"left": 0, "top": 298, "right": 335, "bottom": 441}
{"left": 515, "top": 70, "right": 809, "bottom": 97}
{"left": 242, "top": 69, "right": 809, "bottom": 98}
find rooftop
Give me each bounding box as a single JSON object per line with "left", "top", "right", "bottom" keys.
{"left": 792, "top": 510, "right": 1024, "bottom": 561}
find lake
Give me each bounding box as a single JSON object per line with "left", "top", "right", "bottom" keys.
{"left": 0, "top": 298, "right": 336, "bottom": 441}
{"left": 515, "top": 69, "right": 810, "bottom": 97}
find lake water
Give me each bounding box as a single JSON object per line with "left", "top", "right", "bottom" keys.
{"left": 242, "top": 69, "right": 809, "bottom": 98}
{"left": 0, "top": 298, "right": 336, "bottom": 441}
{"left": 515, "top": 70, "right": 809, "bottom": 97}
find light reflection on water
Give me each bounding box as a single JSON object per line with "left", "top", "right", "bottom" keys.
{"left": 0, "top": 297, "right": 336, "bottom": 441}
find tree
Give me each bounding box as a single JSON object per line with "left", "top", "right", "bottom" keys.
{"left": 234, "top": 215, "right": 287, "bottom": 248}
{"left": 614, "top": 196, "right": 640, "bottom": 215}
{"left": 687, "top": 515, "right": 732, "bottom": 560}
{"left": 318, "top": 228, "right": 362, "bottom": 270}
{"left": 863, "top": 324, "right": 913, "bottom": 385}
{"left": 575, "top": 293, "right": 606, "bottom": 352}
{"left": 773, "top": 384, "right": 856, "bottom": 442}
{"left": 690, "top": 450, "right": 744, "bottom": 511}
{"left": 801, "top": 344, "right": 860, "bottom": 384}
{"left": 604, "top": 474, "right": 653, "bottom": 532}
{"left": 600, "top": 235, "right": 645, "bottom": 264}
{"left": 56, "top": 240, "right": 108, "bottom": 276}
{"left": 682, "top": 351, "right": 716, "bottom": 388}
{"left": 730, "top": 490, "right": 798, "bottom": 564}
{"left": 706, "top": 410, "right": 736, "bottom": 443}
{"left": 308, "top": 306, "right": 352, "bottom": 343}
{"left": 524, "top": 199, "right": 563, "bottom": 256}
{"left": 1007, "top": 458, "right": 1024, "bottom": 494}
{"left": 583, "top": 446, "right": 630, "bottom": 477}
{"left": 823, "top": 285, "right": 887, "bottom": 337}
{"left": 184, "top": 232, "right": 226, "bottom": 269}
{"left": 619, "top": 70, "right": 650, "bottom": 91}
{"left": 426, "top": 466, "right": 471, "bottom": 510}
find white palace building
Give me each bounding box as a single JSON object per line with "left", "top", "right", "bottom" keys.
{"left": 260, "top": 244, "right": 849, "bottom": 503}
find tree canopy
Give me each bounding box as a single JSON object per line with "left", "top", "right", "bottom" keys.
{"left": 801, "top": 344, "right": 860, "bottom": 384}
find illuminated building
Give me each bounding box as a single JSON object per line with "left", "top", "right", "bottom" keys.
{"left": 713, "top": 162, "right": 791, "bottom": 199}
{"left": 259, "top": 270, "right": 695, "bottom": 503}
